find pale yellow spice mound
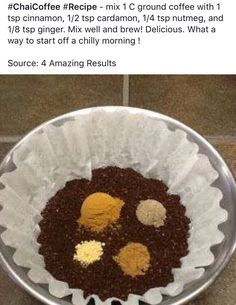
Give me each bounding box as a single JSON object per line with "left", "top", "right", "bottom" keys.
{"left": 78, "top": 192, "right": 125, "bottom": 232}
{"left": 136, "top": 199, "right": 166, "bottom": 228}
{"left": 73, "top": 240, "right": 105, "bottom": 267}
{"left": 113, "top": 242, "right": 150, "bottom": 277}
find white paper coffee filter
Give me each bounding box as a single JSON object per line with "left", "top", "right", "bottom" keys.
{"left": 0, "top": 109, "right": 228, "bottom": 305}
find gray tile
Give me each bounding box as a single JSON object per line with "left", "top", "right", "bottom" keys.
{"left": 211, "top": 143, "right": 236, "bottom": 175}
{"left": 0, "top": 75, "right": 123, "bottom": 135}
{"left": 0, "top": 143, "right": 14, "bottom": 163}
{"left": 129, "top": 76, "right": 236, "bottom": 135}
{"left": 0, "top": 270, "right": 43, "bottom": 305}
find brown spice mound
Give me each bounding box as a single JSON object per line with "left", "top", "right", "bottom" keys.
{"left": 38, "top": 167, "right": 190, "bottom": 301}
{"left": 113, "top": 242, "right": 150, "bottom": 277}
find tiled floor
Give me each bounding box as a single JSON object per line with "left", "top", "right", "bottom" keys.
{"left": 0, "top": 75, "right": 236, "bottom": 305}
{"left": 0, "top": 76, "right": 123, "bottom": 135}
{"left": 129, "top": 76, "right": 236, "bottom": 135}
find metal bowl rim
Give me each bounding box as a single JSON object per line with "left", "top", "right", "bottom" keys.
{"left": 0, "top": 106, "right": 236, "bottom": 305}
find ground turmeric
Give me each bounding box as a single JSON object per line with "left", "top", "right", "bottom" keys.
{"left": 78, "top": 192, "right": 124, "bottom": 232}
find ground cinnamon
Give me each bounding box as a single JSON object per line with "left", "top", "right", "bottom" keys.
{"left": 113, "top": 242, "right": 150, "bottom": 277}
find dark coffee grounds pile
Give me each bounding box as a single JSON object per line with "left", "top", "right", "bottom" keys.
{"left": 38, "top": 167, "right": 190, "bottom": 301}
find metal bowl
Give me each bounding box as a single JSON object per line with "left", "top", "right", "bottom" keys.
{"left": 1, "top": 106, "right": 236, "bottom": 305}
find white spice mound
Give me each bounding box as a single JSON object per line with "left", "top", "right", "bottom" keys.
{"left": 73, "top": 240, "right": 105, "bottom": 266}
{"left": 136, "top": 199, "right": 166, "bottom": 228}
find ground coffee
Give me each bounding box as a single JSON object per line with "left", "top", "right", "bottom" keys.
{"left": 38, "top": 167, "right": 190, "bottom": 300}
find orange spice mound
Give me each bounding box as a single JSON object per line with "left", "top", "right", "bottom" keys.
{"left": 78, "top": 192, "right": 124, "bottom": 232}
{"left": 113, "top": 242, "right": 150, "bottom": 277}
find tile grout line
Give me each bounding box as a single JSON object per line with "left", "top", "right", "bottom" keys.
{"left": 205, "top": 135, "right": 236, "bottom": 145}
{"left": 122, "top": 75, "right": 129, "bottom": 106}
{"left": 0, "top": 136, "right": 23, "bottom": 143}
{"left": 0, "top": 135, "right": 236, "bottom": 144}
